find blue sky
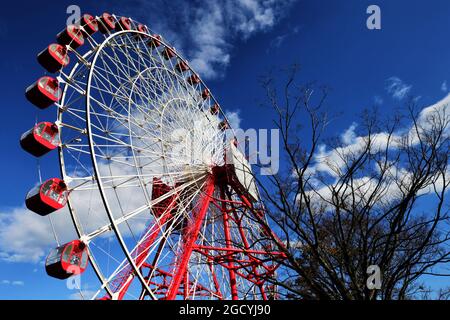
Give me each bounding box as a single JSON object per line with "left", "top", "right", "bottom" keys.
{"left": 0, "top": 0, "right": 450, "bottom": 299}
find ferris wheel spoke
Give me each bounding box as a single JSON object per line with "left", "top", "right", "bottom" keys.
{"left": 87, "top": 92, "right": 164, "bottom": 142}
{"left": 62, "top": 107, "right": 112, "bottom": 138}
{"left": 90, "top": 68, "right": 135, "bottom": 102}
{"left": 59, "top": 71, "right": 91, "bottom": 94}
{"left": 96, "top": 53, "right": 134, "bottom": 97}
{"left": 60, "top": 91, "right": 87, "bottom": 113}
{"left": 63, "top": 147, "right": 93, "bottom": 176}
{"left": 105, "top": 36, "right": 193, "bottom": 111}
{"left": 81, "top": 176, "right": 206, "bottom": 251}
{"left": 102, "top": 38, "right": 142, "bottom": 82}
{"left": 111, "top": 35, "right": 150, "bottom": 75}
{"left": 108, "top": 186, "right": 201, "bottom": 283}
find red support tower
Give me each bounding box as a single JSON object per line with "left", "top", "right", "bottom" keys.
{"left": 100, "top": 143, "right": 286, "bottom": 300}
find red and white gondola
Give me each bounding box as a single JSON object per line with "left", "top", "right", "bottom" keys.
{"left": 25, "top": 76, "right": 61, "bottom": 109}
{"left": 20, "top": 122, "right": 59, "bottom": 157}
{"left": 78, "top": 14, "right": 98, "bottom": 36}
{"left": 98, "top": 12, "right": 116, "bottom": 33}
{"left": 45, "top": 240, "right": 89, "bottom": 279}
{"left": 56, "top": 24, "right": 84, "bottom": 49}
{"left": 25, "top": 178, "right": 68, "bottom": 216}
{"left": 37, "top": 44, "right": 70, "bottom": 73}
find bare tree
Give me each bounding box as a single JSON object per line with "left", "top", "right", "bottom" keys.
{"left": 252, "top": 65, "right": 450, "bottom": 300}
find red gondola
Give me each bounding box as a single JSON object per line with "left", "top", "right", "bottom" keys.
{"left": 117, "top": 16, "right": 132, "bottom": 31}
{"left": 25, "top": 76, "right": 61, "bottom": 109}
{"left": 78, "top": 14, "right": 98, "bottom": 36}
{"left": 210, "top": 103, "right": 220, "bottom": 115}
{"left": 25, "top": 178, "right": 68, "bottom": 216}
{"left": 187, "top": 74, "right": 200, "bottom": 85}
{"left": 20, "top": 122, "right": 59, "bottom": 157}
{"left": 148, "top": 34, "right": 162, "bottom": 48}
{"left": 98, "top": 12, "right": 115, "bottom": 33}
{"left": 133, "top": 24, "right": 149, "bottom": 40}
{"left": 162, "top": 47, "right": 176, "bottom": 60}
{"left": 201, "top": 88, "right": 210, "bottom": 100}
{"left": 175, "top": 61, "right": 189, "bottom": 73}
{"left": 219, "top": 120, "right": 229, "bottom": 131}
{"left": 137, "top": 24, "right": 148, "bottom": 34}
{"left": 45, "top": 240, "right": 89, "bottom": 279}
{"left": 56, "top": 25, "right": 84, "bottom": 49}
{"left": 37, "top": 43, "right": 70, "bottom": 73}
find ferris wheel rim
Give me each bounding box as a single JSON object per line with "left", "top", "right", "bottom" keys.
{"left": 85, "top": 28, "right": 169, "bottom": 300}
{"left": 57, "top": 45, "right": 115, "bottom": 298}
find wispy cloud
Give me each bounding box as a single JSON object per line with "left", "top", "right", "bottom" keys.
{"left": 302, "top": 95, "right": 450, "bottom": 205}
{"left": 386, "top": 76, "right": 412, "bottom": 100}
{"left": 1, "top": 280, "right": 24, "bottom": 286}
{"left": 111, "top": 0, "right": 296, "bottom": 79}
{"left": 373, "top": 95, "right": 383, "bottom": 105}
{"left": 313, "top": 94, "right": 450, "bottom": 177}
{"left": 441, "top": 81, "right": 448, "bottom": 92}
{"left": 0, "top": 207, "right": 58, "bottom": 263}
{"left": 340, "top": 122, "right": 357, "bottom": 145}
{"left": 225, "top": 110, "right": 242, "bottom": 129}
{"left": 269, "top": 25, "right": 300, "bottom": 49}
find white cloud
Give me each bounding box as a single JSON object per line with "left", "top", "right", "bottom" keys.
{"left": 313, "top": 94, "right": 450, "bottom": 178}
{"left": 0, "top": 207, "right": 57, "bottom": 263}
{"left": 341, "top": 122, "right": 357, "bottom": 145}
{"left": 303, "top": 94, "right": 450, "bottom": 208}
{"left": 270, "top": 34, "right": 288, "bottom": 49}
{"left": 1, "top": 279, "right": 24, "bottom": 286}
{"left": 269, "top": 25, "right": 300, "bottom": 49}
{"left": 225, "top": 110, "right": 242, "bottom": 129}
{"left": 386, "top": 77, "right": 412, "bottom": 100}
{"left": 441, "top": 81, "right": 448, "bottom": 92}
{"left": 114, "top": 0, "right": 296, "bottom": 79}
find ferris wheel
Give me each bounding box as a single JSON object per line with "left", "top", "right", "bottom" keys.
{"left": 20, "top": 12, "right": 286, "bottom": 300}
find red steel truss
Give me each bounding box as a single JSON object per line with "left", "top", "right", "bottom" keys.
{"left": 102, "top": 166, "right": 286, "bottom": 300}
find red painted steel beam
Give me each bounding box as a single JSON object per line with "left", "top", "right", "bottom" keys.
{"left": 165, "top": 177, "right": 215, "bottom": 300}
{"left": 219, "top": 186, "right": 239, "bottom": 300}
{"left": 107, "top": 185, "right": 179, "bottom": 300}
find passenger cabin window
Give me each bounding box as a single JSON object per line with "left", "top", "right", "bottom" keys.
{"left": 34, "top": 123, "right": 46, "bottom": 136}
{"left": 41, "top": 180, "right": 53, "bottom": 195}
{"left": 62, "top": 244, "right": 73, "bottom": 263}
{"left": 41, "top": 127, "right": 53, "bottom": 142}
{"left": 48, "top": 189, "right": 60, "bottom": 202}
{"left": 27, "top": 185, "right": 40, "bottom": 198}
{"left": 46, "top": 85, "right": 56, "bottom": 95}
{"left": 57, "top": 191, "right": 67, "bottom": 205}
{"left": 46, "top": 247, "right": 63, "bottom": 266}
{"left": 52, "top": 133, "right": 60, "bottom": 146}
